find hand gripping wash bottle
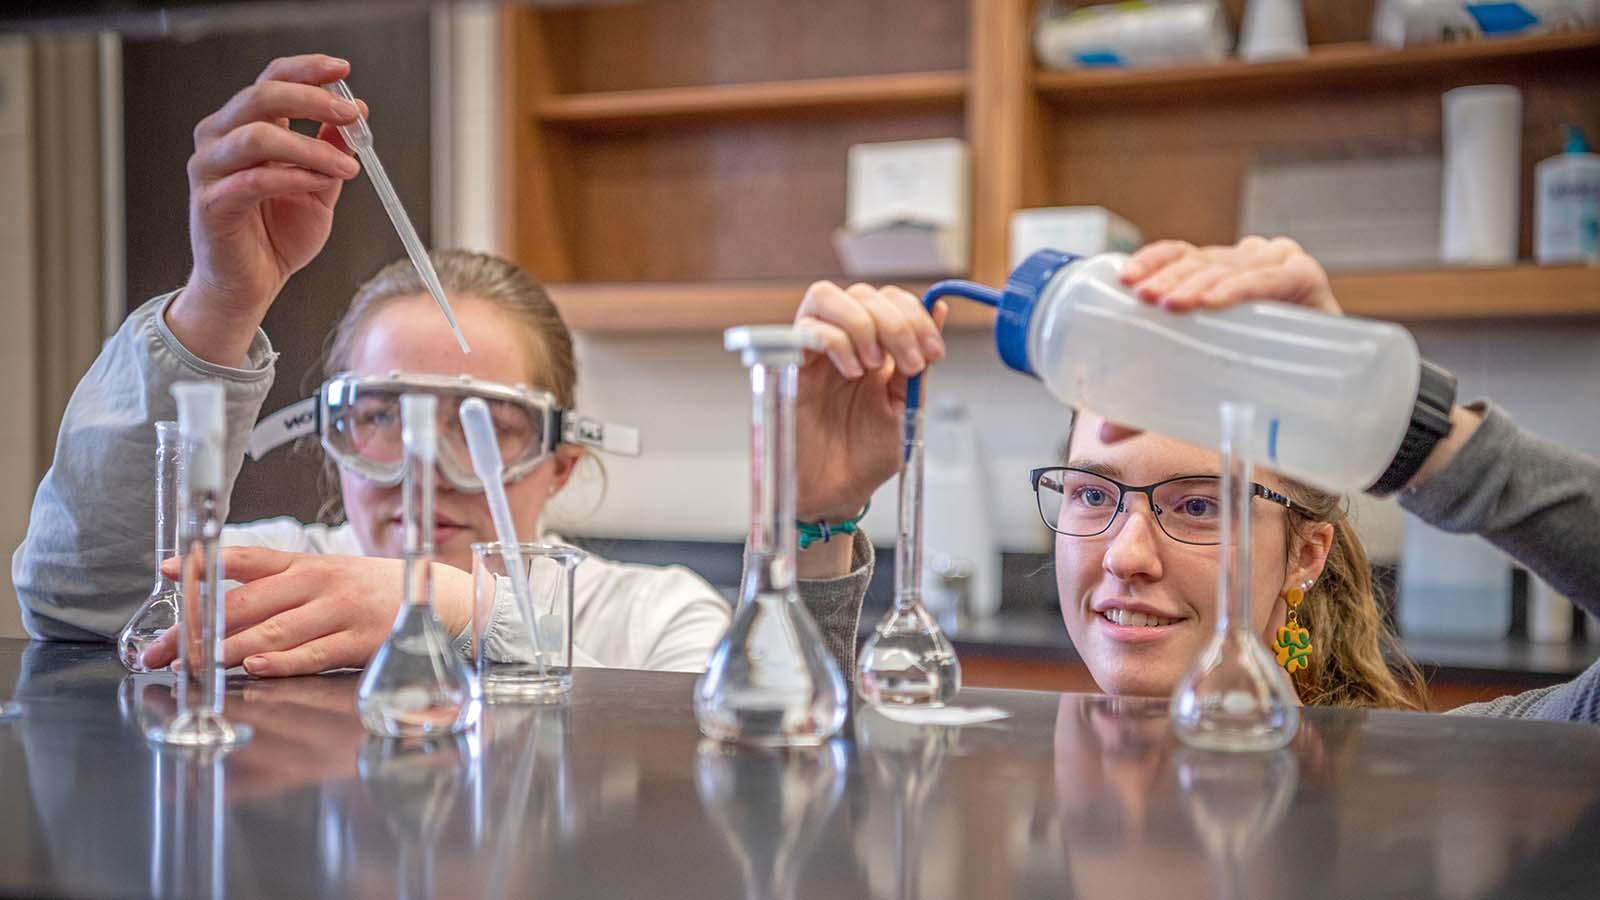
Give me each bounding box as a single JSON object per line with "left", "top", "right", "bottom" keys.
{"left": 925, "top": 250, "right": 1457, "bottom": 494}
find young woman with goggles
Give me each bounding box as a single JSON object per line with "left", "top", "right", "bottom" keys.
{"left": 14, "top": 56, "right": 748, "bottom": 677}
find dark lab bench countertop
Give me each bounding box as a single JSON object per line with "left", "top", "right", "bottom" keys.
{"left": 5, "top": 638, "right": 1600, "bottom": 899}
{"left": 866, "top": 608, "right": 1600, "bottom": 681}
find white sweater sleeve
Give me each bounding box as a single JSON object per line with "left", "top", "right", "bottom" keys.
{"left": 12, "top": 293, "right": 278, "bottom": 640}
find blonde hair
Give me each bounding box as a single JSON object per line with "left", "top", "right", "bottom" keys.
{"left": 1278, "top": 481, "right": 1429, "bottom": 711}
{"left": 312, "top": 249, "right": 580, "bottom": 522}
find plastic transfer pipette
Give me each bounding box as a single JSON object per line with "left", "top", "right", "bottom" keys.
{"left": 326, "top": 79, "right": 471, "bottom": 354}
{"left": 459, "top": 398, "right": 547, "bottom": 677}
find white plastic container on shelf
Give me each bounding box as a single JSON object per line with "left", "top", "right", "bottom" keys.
{"left": 1372, "top": 0, "right": 1599, "bottom": 47}
{"left": 1033, "top": 0, "right": 1231, "bottom": 70}
{"left": 959, "top": 251, "right": 1456, "bottom": 495}
{"left": 919, "top": 400, "right": 1001, "bottom": 626}
{"left": 1398, "top": 519, "right": 1511, "bottom": 641}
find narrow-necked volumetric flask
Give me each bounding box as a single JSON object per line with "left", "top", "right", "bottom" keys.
{"left": 119, "top": 420, "right": 182, "bottom": 672}
{"left": 1170, "top": 402, "right": 1299, "bottom": 752}
{"left": 694, "top": 327, "right": 848, "bottom": 747}
{"left": 357, "top": 393, "right": 480, "bottom": 740}
{"left": 857, "top": 407, "right": 961, "bottom": 707}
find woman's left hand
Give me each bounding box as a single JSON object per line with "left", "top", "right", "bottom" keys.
{"left": 140, "top": 547, "right": 474, "bottom": 677}
{"left": 1120, "top": 235, "right": 1342, "bottom": 316}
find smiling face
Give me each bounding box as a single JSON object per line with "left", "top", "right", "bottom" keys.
{"left": 338, "top": 293, "right": 578, "bottom": 572}
{"left": 1056, "top": 412, "right": 1329, "bottom": 699}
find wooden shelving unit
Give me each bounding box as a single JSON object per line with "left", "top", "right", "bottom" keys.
{"left": 502, "top": 1, "right": 1600, "bottom": 332}
{"left": 547, "top": 280, "right": 998, "bottom": 333}
{"left": 537, "top": 71, "right": 967, "bottom": 129}
{"left": 1334, "top": 264, "right": 1600, "bottom": 320}
{"left": 1035, "top": 30, "right": 1600, "bottom": 105}
{"left": 547, "top": 265, "right": 1600, "bottom": 332}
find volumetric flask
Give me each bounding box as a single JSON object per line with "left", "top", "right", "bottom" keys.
{"left": 694, "top": 326, "right": 848, "bottom": 747}
{"left": 1170, "top": 401, "right": 1300, "bottom": 752}
{"left": 857, "top": 407, "right": 961, "bottom": 707}
{"left": 358, "top": 393, "right": 481, "bottom": 739}
{"left": 119, "top": 420, "right": 182, "bottom": 672}
{"left": 472, "top": 541, "right": 585, "bottom": 703}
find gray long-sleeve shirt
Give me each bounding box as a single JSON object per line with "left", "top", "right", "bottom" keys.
{"left": 1399, "top": 403, "right": 1600, "bottom": 720}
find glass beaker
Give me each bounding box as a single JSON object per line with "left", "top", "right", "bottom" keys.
{"left": 119, "top": 420, "right": 182, "bottom": 672}
{"left": 147, "top": 382, "right": 251, "bottom": 749}
{"left": 358, "top": 393, "right": 481, "bottom": 739}
{"left": 695, "top": 738, "right": 848, "bottom": 900}
{"left": 694, "top": 326, "right": 848, "bottom": 747}
{"left": 472, "top": 542, "right": 585, "bottom": 703}
{"left": 1170, "top": 402, "right": 1300, "bottom": 752}
{"left": 857, "top": 407, "right": 961, "bottom": 707}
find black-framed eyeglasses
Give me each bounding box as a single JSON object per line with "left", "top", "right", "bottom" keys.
{"left": 1028, "top": 466, "right": 1313, "bottom": 546}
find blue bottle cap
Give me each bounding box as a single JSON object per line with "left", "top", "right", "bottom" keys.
{"left": 996, "top": 249, "right": 1080, "bottom": 378}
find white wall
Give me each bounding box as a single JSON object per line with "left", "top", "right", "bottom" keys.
{"left": 0, "top": 38, "right": 36, "bottom": 639}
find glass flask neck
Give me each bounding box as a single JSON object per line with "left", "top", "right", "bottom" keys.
{"left": 1218, "top": 403, "right": 1252, "bottom": 634}
{"left": 894, "top": 409, "right": 926, "bottom": 611}
{"left": 153, "top": 421, "right": 181, "bottom": 595}
{"left": 741, "top": 359, "right": 797, "bottom": 600}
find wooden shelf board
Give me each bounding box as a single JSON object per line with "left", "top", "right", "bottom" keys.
{"left": 550, "top": 265, "right": 1600, "bottom": 332}
{"left": 548, "top": 280, "right": 996, "bottom": 333}
{"left": 1334, "top": 264, "right": 1600, "bottom": 321}
{"left": 1035, "top": 30, "right": 1600, "bottom": 104}
{"left": 536, "top": 71, "right": 968, "bottom": 129}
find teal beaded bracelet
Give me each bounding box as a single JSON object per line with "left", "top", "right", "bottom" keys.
{"left": 796, "top": 503, "right": 870, "bottom": 550}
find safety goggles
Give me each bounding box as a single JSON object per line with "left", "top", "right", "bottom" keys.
{"left": 247, "top": 372, "right": 640, "bottom": 492}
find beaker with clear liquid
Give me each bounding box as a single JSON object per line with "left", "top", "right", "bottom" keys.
{"left": 694, "top": 326, "right": 848, "bottom": 747}
{"left": 357, "top": 393, "right": 481, "bottom": 740}
{"left": 1170, "top": 402, "right": 1300, "bottom": 752}
{"left": 147, "top": 382, "right": 251, "bottom": 748}
{"left": 857, "top": 407, "right": 961, "bottom": 707}
{"left": 119, "top": 420, "right": 182, "bottom": 672}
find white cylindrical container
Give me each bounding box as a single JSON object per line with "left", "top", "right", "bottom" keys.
{"left": 1034, "top": 0, "right": 1231, "bottom": 70}
{"left": 975, "top": 251, "right": 1455, "bottom": 495}
{"left": 1239, "top": 0, "right": 1309, "bottom": 62}
{"left": 1440, "top": 85, "right": 1523, "bottom": 265}
{"left": 1527, "top": 575, "right": 1575, "bottom": 643}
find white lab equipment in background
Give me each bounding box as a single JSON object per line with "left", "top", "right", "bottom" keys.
{"left": 1372, "top": 0, "right": 1598, "bottom": 46}
{"left": 1009, "top": 206, "right": 1142, "bottom": 271}
{"left": 1526, "top": 575, "right": 1575, "bottom": 643}
{"left": 1398, "top": 518, "right": 1511, "bottom": 640}
{"left": 1033, "top": 0, "right": 1231, "bottom": 70}
{"left": 1240, "top": 150, "right": 1442, "bottom": 270}
{"left": 1440, "top": 85, "right": 1522, "bottom": 266}
{"left": 1238, "top": 0, "right": 1308, "bottom": 62}
{"left": 919, "top": 401, "right": 1001, "bottom": 625}
{"left": 833, "top": 138, "right": 969, "bottom": 278}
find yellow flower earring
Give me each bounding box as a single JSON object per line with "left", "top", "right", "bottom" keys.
{"left": 1273, "top": 580, "right": 1315, "bottom": 674}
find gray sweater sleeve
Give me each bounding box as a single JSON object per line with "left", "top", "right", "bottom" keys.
{"left": 1399, "top": 401, "right": 1600, "bottom": 612}
{"left": 1401, "top": 402, "right": 1600, "bottom": 721}
{"left": 11, "top": 293, "right": 277, "bottom": 641}
{"left": 796, "top": 531, "right": 874, "bottom": 680}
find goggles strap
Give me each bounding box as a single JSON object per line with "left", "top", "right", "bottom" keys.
{"left": 247, "top": 397, "right": 319, "bottom": 461}
{"left": 558, "top": 410, "right": 642, "bottom": 457}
